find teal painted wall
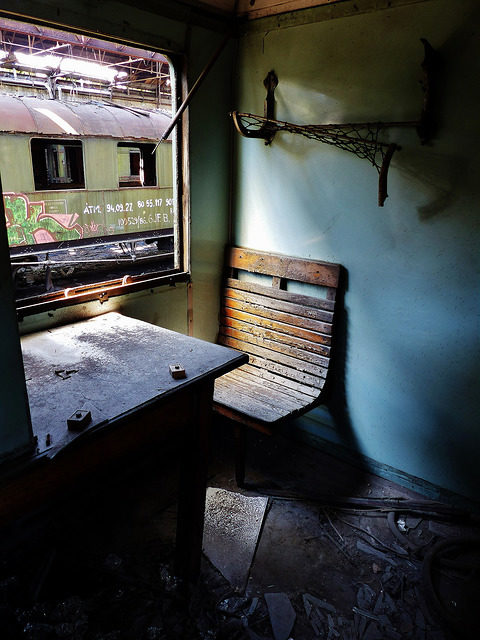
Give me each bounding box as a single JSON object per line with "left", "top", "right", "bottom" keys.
{"left": 187, "top": 26, "right": 235, "bottom": 343}
{"left": 233, "top": 0, "right": 480, "bottom": 499}
{"left": 0, "top": 2, "right": 234, "bottom": 456}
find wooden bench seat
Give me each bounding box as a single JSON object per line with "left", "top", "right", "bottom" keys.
{"left": 213, "top": 246, "right": 340, "bottom": 484}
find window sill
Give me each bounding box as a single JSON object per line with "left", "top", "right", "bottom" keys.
{"left": 16, "top": 270, "right": 191, "bottom": 319}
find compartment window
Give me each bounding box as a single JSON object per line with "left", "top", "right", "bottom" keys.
{"left": 118, "top": 143, "right": 157, "bottom": 187}
{"left": 31, "top": 139, "right": 85, "bottom": 190}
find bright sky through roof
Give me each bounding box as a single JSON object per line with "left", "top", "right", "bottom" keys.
{"left": 13, "top": 51, "right": 124, "bottom": 82}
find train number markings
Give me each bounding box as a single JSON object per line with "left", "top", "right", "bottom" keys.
{"left": 83, "top": 204, "right": 102, "bottom": 215}
{"left": 117, "top": 212, "right": 171, "bottom": 227}
{"left": 136, "top": 198, "right": 164, "bottom": 208}
{"left": 106, "top": 202, "right": 134, "bottom": 214}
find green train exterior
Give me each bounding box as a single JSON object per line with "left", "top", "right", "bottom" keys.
{"left": 0, "top": 97, "right": 173, "bottom": 254}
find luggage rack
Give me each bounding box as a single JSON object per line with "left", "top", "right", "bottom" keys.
{"left": 231, "top": 40, "right": 437, "bottom": 207}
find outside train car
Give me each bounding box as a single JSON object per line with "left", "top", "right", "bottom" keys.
{"left": 0, "top": 95, "right": 173, "bottom": 257}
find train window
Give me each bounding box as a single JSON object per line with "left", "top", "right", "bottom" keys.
{"left": 117, "top": 143, "right": 157, "bottom": 187}
{"left": 31, "top": 139, "right": 85, "bottom": 190}
{"left": 0, "top": 17, "right": 187, "bottom": 314}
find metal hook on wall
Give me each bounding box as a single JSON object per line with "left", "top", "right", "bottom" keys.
{"left": 232, "top": 69, "right": 278, "bottom": 145}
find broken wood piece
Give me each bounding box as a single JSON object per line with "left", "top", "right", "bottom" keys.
{"left": 356, "top": 540, "right": 398, "bottom": 566}
{"left": 55, "top": 368, "right": 78, "bottom": 380}
{"left": 264, "top": 592, "right": 296, "bottom": 640}
{"left": 217, "top": 596, "right": 251, "bottom": 616}
{"left": 357, "top": 583, "right": 376, "bottom": 610}
{"left": 202, "top": 488, "right": 268, "bottom": 591}
{"left": 302, "top": 593, "right": 340, "bottom": 638}
{"left": 303, "top": 593, "right": 337, "bottom": 614}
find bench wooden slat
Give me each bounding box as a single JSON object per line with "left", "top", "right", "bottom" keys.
{"left": 224, "top": 297, "right": 333, "bottom": 335}
{"left": 216, "top": 374, "right": 300, "bottom": 413}
{"left": 223, "top": 307, "right": 332, "bottom": 346}
{"left": 240, "top": 363, "right": 319, "bottom": 398}
{"left": 214, "top": 380, "right": 291, "bottom": 423}
{"left": 228, "top": 367, "right": 314, "bottom": 405}
{"left": 228, "top": 246, "right": 340, "bottom": 288}
{"left": 244, "top": 353, "right": 326, "bottom": 389}
{"left": 218, "top": 325, "right": 330, "bottom": 369}
{"left": 225, "top": 278, "right": 336, "bottom": 312}
{"left": 218, "top": 370, "right": 308, "bottom": 413}
{"left": 224, "top": 286, "right": 334, "bottom": 324}
{"left": 215, "top": 378, "right": 288, "bottom": 423}
{"left": 220, "top": 315, "right": 331, "bottom": 357}
{"left": 219, "top": 335, "right": 329, "bottom": 380}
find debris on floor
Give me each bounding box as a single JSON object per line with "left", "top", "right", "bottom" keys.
{"left": 203, "top": 488, "right": 269, "bottom": 592}
{"left": 264, "top": 592, "right": 296, "bottom": 640}
{"left": 205, "top": 488, "right": 479, "bottom": 640}
{"left": 0, "top": 430, "right": 479, "bottom": 639}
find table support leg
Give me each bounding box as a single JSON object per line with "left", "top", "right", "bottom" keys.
{"left": 175, "top": 379, "right": 213, "bottom": 583}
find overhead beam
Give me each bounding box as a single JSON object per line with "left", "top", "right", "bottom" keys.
{"left": 237, "top": 0, "right": 349, "bottom": 20}
{"left": 0, "top": 17, "right": 170, "bottom": 63}
{"left": 238, "top": 0, "right": 434, "bottom": 31}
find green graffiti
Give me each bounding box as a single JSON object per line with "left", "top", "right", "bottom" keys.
{"left": 4, "top": 195, "right": 81, "bottom": 246}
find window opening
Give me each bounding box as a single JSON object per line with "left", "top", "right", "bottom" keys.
{"left": 31, "top": 139, "right": 85, "bottom": 190}
{"left": 117, "top": 143, "right": 156, "bottom": 188}
{"left": 0, "top": 18, "right": 185, "bottom": 313}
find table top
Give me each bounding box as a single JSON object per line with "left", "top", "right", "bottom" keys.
{"left": 21, "top": 312, "right": 247, "bottom": 456}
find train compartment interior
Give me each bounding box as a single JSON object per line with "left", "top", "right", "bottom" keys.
{"left": 0, "top": 2, "right": 479, "bottom": 640}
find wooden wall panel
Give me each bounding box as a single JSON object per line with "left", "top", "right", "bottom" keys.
{"left": 236, "top": 0, "right": 344, "bottom": 20}
{"left": 185, "top": 0, "right": 345, "bottom": 20}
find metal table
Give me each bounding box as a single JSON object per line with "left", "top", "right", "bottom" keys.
{"left": 20, "top": 311, "right": 247, "bottom": 581}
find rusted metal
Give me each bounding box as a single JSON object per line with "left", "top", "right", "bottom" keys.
{"left": 15, "top": 270, "right": 190, "bottom": 319}
{"left": 231, "top": 41, "right": 436, "bottom": 206}
{"left": 67, "top": 409, "right": 92, "bottom": 431}
{"left": 0, "top": 17, "right": 170, "bottom": 64}
{"left": 0, "top": 19, "right": 173, "bottom": 109}
{"left": 169, "top": 364, "right": 186, "bottom": 379}
{"left": 263, "top": 69, "right": 278, "bottom": 144}
{"left": 417, "top": 38, "right": 438, "bottom": 144}
{"left": 0, "top": 95, "right": 171, "bottom": 139}
{"left": 233, "top": 110, "right": 402, "bottom": 205}
{"left": 231, "top": 70, "right": 278, "bottom": 145}
{"left": 378, "top": 143, "right": 398, "bottom": 207}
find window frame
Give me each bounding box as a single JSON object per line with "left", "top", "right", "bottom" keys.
{"left": 31, "top": 138, "right": 86, "bottom": 191}
{"left": 0, "top": 36, "right": 190, "bottom": 319}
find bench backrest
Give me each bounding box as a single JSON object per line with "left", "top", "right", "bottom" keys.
{"left": 217, "top": 247, "right": 340, "bottom": 402}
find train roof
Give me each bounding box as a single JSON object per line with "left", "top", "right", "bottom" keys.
{"left": 0, "top": 95, "right": 171, "bottom": 140}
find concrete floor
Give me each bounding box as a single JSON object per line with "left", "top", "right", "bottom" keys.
{"left": 0, "top": 420, "right": 478, "bottom": 639}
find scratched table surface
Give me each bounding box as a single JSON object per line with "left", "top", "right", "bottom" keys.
{"left": 21, "top": 312, "right": 247, "bottom": 456}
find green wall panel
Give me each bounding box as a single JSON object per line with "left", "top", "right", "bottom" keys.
{"left": 234, "top": 0, "right": 480, "bottom": 499}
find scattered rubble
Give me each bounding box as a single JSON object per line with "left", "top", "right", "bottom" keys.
{"left": 0, "top": 481, "right": 478, "bottom": 640}
{"left": 264, "top": 593, "right": 296, "bottom": 640}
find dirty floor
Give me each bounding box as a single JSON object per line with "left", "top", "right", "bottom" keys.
{"left": 0, "top": 421, "right": 478, "bottom": 640}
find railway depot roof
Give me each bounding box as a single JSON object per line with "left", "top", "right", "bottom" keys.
{"left": 0, "top": 95, "right": 171, "bottom": 140}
